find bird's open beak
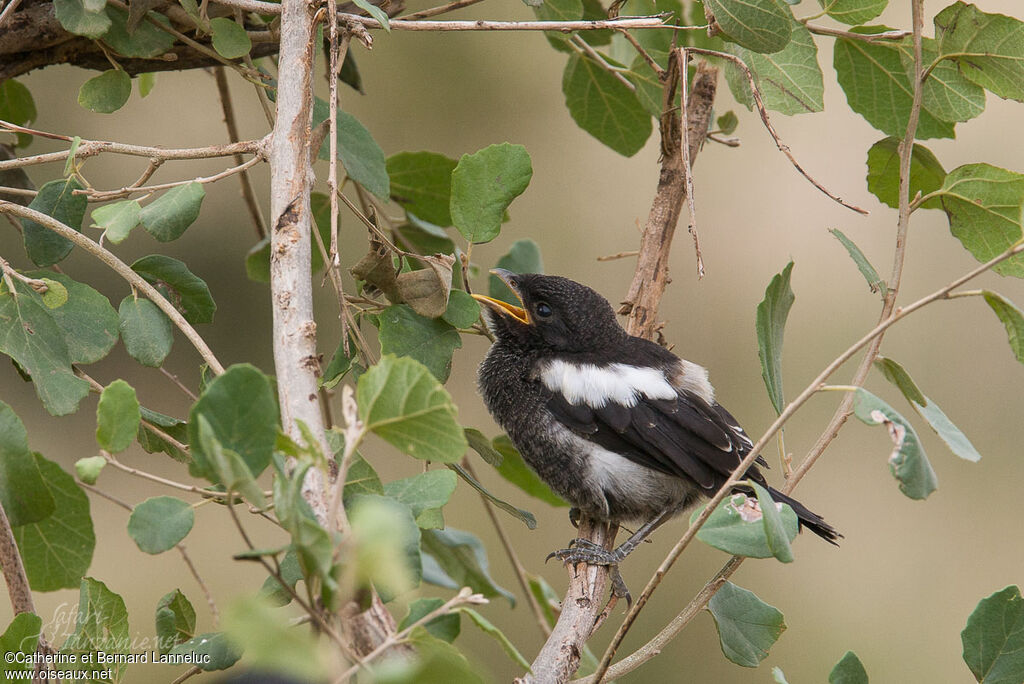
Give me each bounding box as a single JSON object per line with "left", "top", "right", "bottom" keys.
{"left": 471, "top": 269, "right": 530, "bottom": 325}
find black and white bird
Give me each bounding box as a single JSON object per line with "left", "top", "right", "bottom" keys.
{"left": 473, "top": 270, "right": 838, "bottom": 598}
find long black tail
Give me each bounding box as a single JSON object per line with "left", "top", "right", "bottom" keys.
{"left": 767, "top": 486, "right": 842, "bottom": 545}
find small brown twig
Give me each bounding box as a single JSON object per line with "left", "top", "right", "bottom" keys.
{"left": 0, "top": 201, "right": 225, "bottom": 374}
{"left": 570, "top": 36, "right": 635, "bottom": 92}
{"left": 596, "top": 250, "right": 639, "bottom": 262}
{"left": 79, "top": 155, "right": 263, "bottom": 201}
{"left": 213, "top": 66, "right": 268, "bottom": 239}
{"left": 159, "top": 367, "right": 199, "bottom": 401}
{"left": 803, "top": 22, "right": 910, "bottom": 43}
{"left": 685, "top": 48, "right": 868, "bottom": 216}
{"left": 677, "top": 48, "right": 704, "bottom": 278}
{"left": 617, "top": 28, "right": 665, "bottom": 77}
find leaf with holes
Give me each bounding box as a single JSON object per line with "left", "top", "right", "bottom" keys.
{"left": 852, "top": 388, "right": 937, "bottom": 500}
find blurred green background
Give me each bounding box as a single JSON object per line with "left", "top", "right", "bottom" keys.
{"left": 2, "top": 0, "right": 1024, "bottom": 681}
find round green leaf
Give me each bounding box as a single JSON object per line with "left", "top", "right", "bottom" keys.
{"left": 104, "top": 6, "right": 175, "bottom": 58}
{"left": 139, "top": 182, "right": 206, "bottom": 242}
{"left": 961, "top": 585, "right": 1024, "bottom": 684}
{"left": 127, "top": 496, "right": 194, "bottom": 553}
{"left": 118, "top": 296, "right": 174, "bottom": 367}
{"left": 39, "top": 279, "right": 68, "bottom": 309}
{"left": 95, "top": 379, "right": 141, "bottom": 453}
{"left": 74, "top": 456, "right": 106, "bottom": 485}
{"left": 131, "top": 254, "right": 216, "bottom": 325}
{"left": 562, "top": 54, "right": 652, "bottom": 159}
{"left": 54, "top": 0, "right": 112, "bottom": 38}
{"left": 708, "top": 581, "right": 786, "bottom": 667}
{"left": 21, "top": 177, "right": 88, "bottom": 267}
{"left": 450, "top": 143, "right": 533, "bottom": 244}
{"left": 91, "top": 200, "right": 141, "bottom": 244}
{"left": 0, "top": 401, "right": 56, "bottom": 526}
{"left": 78, "top": 69, "right": 131, "bottom": 114}
{"left": 386, "top": 151, "right": 458, "bottom": 226}
{"left": 210, "top": 17, "right": 252, "bottom": 59}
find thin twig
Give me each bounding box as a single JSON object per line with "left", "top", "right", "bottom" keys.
{"left": 462, "top": 458, "right": 551, "bottom": 638}
{"left": 596, "top": 250, "right": 639, "bottom": 262}
{"left": 213, "top": 66, "right": 268, "bottom": 239}
{"left": 0, "top": 186, "right": 37, "bottom": 198}
{"left": 102, "top": 452, "right": 236, "bottom": 498}
{"left": 686, "top": 48, "right": 868, "bottom": 216}
{"left": 0, "top": 201, "right": 225, "bottom": 374}
{"left": 80, "top": 155, "right": 263, "bottom": 201}
{"left": 160, "top": 367, "right": 198, "bottom": 401}
{"left": 0, "top": 123, "right": 265, "bottom": 172}
{"left": 571, "top": 36, "right": 635, "bottom": 92}
{"left": 678, "top": 49, "right": 703, "bottom": 278}
{"left": 617, "top": 28, "right": 665, "bottom": 77}
{"left": 804, "top": 22, "right": 910, "bottom": 43}
{"left": 706, "top": 133, "right": 740, "bottom": 147}
{"left": 326, "top": 386, "right": 362, "bottom": 535}
{"left": 169, "top": 666, "right": 201, "bottom": 684}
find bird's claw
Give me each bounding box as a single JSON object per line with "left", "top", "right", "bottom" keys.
{"left": 545, "top": 539, "right": 624, "bottom": 566}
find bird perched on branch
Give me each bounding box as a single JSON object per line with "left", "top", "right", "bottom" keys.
{"left": 472, "top": 270, "right": 839, "bottom": 601}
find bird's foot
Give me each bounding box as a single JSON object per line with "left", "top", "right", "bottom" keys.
{"left": 546, "top": 540, "right": 633, "bottom": 606}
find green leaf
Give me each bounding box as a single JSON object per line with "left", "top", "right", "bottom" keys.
{"left": 350, "top": 494, "right": 421, "bottom": 598}
{"left": 447, "top": 463, "right": 538, "bottom": 529}
{"left": 493, "top": 435, "right": 567, "bottom": 507}
{"left": 38, "top": 278, "right": 68, "bottom": 309}
{"left": 387, "top": 152, "right": 458, "bottom": 227}
{"left": 13, "top": 455, "right": 94, "bottom": 591}
{"left": 137, "top": 407, "right": 189, "bottom": 462}
{"left": 935, "top": 3, "right": 1024, "bottom": 103}
{"left": 155, "top": 589, "right": 195, "bottom": 654}
{"left": 718, "top": 110, "right": 739, "bottom": 134}
{"left": 311, "top": 99, "right": 390, "bottom": 198}
{"left": 0, "top": 292, "right": 90, "bottom": 415}
{"left": 756, "top": 261, "right": 794, "bottom": 415}
{"left": 0, "top": 401, "right": 55, "bottom": 526}
{"left": 852, "top": 388, "right": 937, "bottom": 499}
{"left": 169, "top": 632, "right": 241, "bottom": 671}
{"left": 54, "top": 0, "right": 111, "bottom": 38}
{"left": 707, "top": 581, "right": 786, "bottom": 667}
{"left": 450, "top": 143, "right": 533, "bottom": 243}
{"left": 78, "top": 69, "right": 131, "bottom": 113}
{"left": 23, "top": 271, "right": 119, "bottom": 365}
{"left": 457, "top": 606, "right": 532, "bottom": 670}
{"left": 103, "top": 7, "right": 175, "bottom": 58}
{"left": 865, "top": 137, "right": 946, "bottom": 211}
{"left": 96, "top": 379, "right": 140, "bottom": 453}
{"left": 873, "top": 356, "right": 926, "bottom": 405}
{"left": 259, "top": 549, "right": 303, "bottom": 606}
{"left": 830, "top": 650, "right": 870, "bottom": 684}
{"left": 127, "top": 496, "right": 194, "bottom": 553}
{"left": 0, "top": 80, "right": 37, "bottom": 134}
{"left": 118, "top": 296, "right": 173, "bottom": 367}
{"left": 725, "top": 20, "right": 823, "bottom": 115}
{"left": 378, "top": 304, "right": 462, "bottom": 382}
{"left": 62, "top": 578, "right": 129, "bottom": 681}
{"left": 817, "top": 0, "right": 886, "bottom": 25}
{"left": 442, "top": 289, "right": 480, "bottom": 329}
{"left": 91, "top": 200, "right": 141, "bottom": 243}
{"left": 140, "top": 181, "right": 205, "bottom": 242}
{"left": 188, "top": 364, "right": 278, "bottom": 478}
{"left": 704, "top": 0, "right": 792, "bottom": 53}
{"left": 131, "top": 254, "right": 216, "bottom": 325}
{"left": 210, "top": 17, "right": 252, "bottom": 58}
{"left": 562, "top": 54, "right": 652, "bottom": 157}
{"left": 982, "top": 291, "right": 1024, "bottom": 365}
{"left": 897, "top": 38, "right": 985, "bottom": 125}
{"left": 343, "top": 453, "right": 384, "bottom": 501}
{"left": 21, "top": 177, "right": 87, "bottom": 267}
{"left": 379, "top": 627, "right": 484, "bottom": 684}
{"left": 834, "top": 32, "right": 955, "bottom": 140}
{"left": 0, "top": 613, "right": 42, "bottom": 675}
{"left": 749, "top": 482, "right": 793, "bottom": 563}
{"left": 829, "top": 229, "right": 887, "bottom": 298}
{"left": 358, "top": 355, "right": 467, "bottom": 463}
{"left": 624, "top": 57, "right": 665, "bottom": 118}
{"left": 874, "top": 358, "right": 982, "bottom": 464}
{"left": 464, "top": 427, "right": 502, "bottom": 466}
{"left": 961, "top": 585, "right": 1024, "bottom": 684}
{"left": 195, "top": 416, "right": 266, "bottom": 508}
{"left": 75, "top": 456, "right": 106, "bottom": 485}
{"left": 350, "top": 0, "right": 390, "bottom": 30}
{"left": 936, "top": 164, "right": 1024, "bottom": 277}
{"left": 421, "top": 527, "right": 515, "bottom": 605}
{"left": 489, "top": 239, "right": 544, "bottom": 305}
{"left": 382, "top": 470, "right": 458, "bottom": 526}
{"left": 693, "top": 492, "right": 798, "bottom": 558}
{"left": 322, "top": 336, "right": 354, "bottom": 389}
{"left": 223, "top": 596, "right": 327, "bottom": 681}
{"left": 400, "top": 598, "right": 460, "bottom": 643}
{"left": 138, "top": 72, "right": 156, "bottom": 97}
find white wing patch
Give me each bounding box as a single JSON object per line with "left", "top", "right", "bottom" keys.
{"left": 671, "top": 360, "right": 715, "bottom": 404}
{"left": 540, "top": 360, "right": 677, "bottom": 408}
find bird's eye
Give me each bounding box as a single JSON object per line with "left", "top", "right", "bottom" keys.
{"left": 535, "top": 302, "right": 552, "bottom": 318}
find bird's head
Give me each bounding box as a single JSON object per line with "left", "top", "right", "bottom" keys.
{"left": 472, "top": 270, "right": 624, "bottom": 352}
